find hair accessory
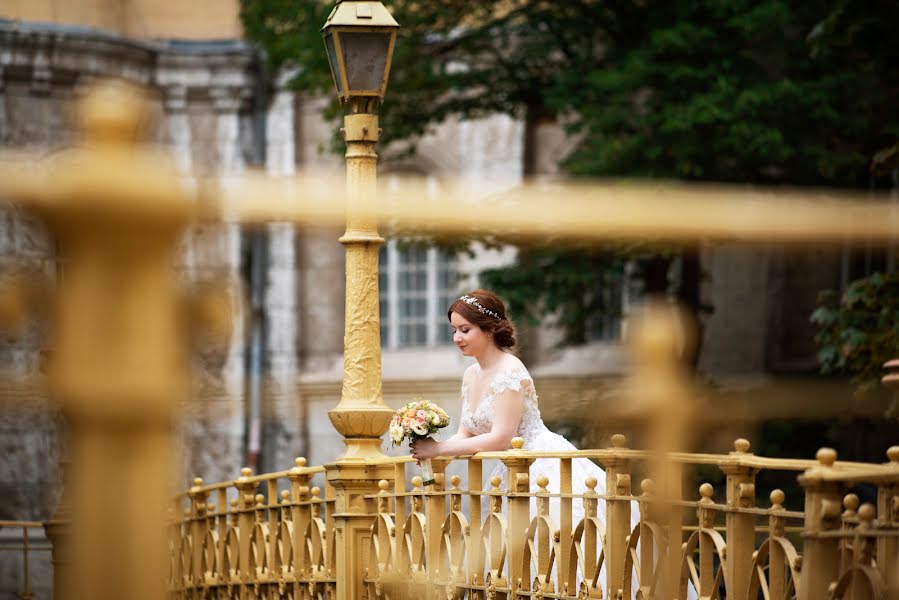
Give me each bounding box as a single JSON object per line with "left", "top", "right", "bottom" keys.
{"left": 460, "top": 295, "right": 503, "bottom": 320}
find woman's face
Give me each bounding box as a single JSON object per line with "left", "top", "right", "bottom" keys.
{"left": 450, "top": 311, "right": 492, "bottom": 358}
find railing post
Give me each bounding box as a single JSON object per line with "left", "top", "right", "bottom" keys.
{"left": 236, "top": 468, "right": 257, "bottom": 598}
{"left": 503, "top": 437, "right": 534, "bottom": 597}
{"left": 604, "top": 433, "right": 632, "bottom": 597}
{"left": 425, "top": 458, "right": 449, "bottom": 593}
{"left": 189, "top": 478, "right": 210, "bottom": 587}
{"left": 878, "top": 447, "right": 899, "bottom": 598}
{"left": 720, "top": 438, "right": 757, "bottom": 600}
{"left": 798, "top": 448, "right": 845, "bottom": 600}
{"left": 44, "top": 457, "right": 72, "bottom": 600}
{"left": 287, "top": 458, "right": 312, "bottom": 597}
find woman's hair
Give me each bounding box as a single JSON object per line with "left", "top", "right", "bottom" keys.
{"left": 447, "top": 289, "right": 517, "bottom": 351}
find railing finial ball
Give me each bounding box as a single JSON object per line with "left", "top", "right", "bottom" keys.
{"left": 770, "top": 489, "right": 785, "bottom": 508}
{"left": 640, "top": 479, "right": 655, "bottom": 495}
{"left": 192, "top": 477, "right": 204, "bottom": 488}
{"left": 411, "top": 476, "right": 423, "bottom": 488}
{"left": 843, "top": 493, "right": 860, "bottom": 512}
{"left": 490, "top": 475, "right": 502, "bottom": 489}
{"left": 816, "top": 447, "right": 837, "bottom": 467}
{"left": 699, "top": 483, "right": 713, "bottom": 499}
{"left": 76, "top": 79, "right": 146, "bottom": 145}
{"left": 733, "top": 438, "right": 751, "bottom": 454}
{"left": 610, "top": 434, "right": 627, "bottom": 448}
{"left": 255, "top": 494, "right": 264, "bottom": 507}
{"left": 450, "top": 475, "right": 462, "bottom": 488}
{"left": 858, "top": 503, "right": 876, "bottom": 523}
{"left": 241, "top": 467, "right": 253, "bottom": 477}
{"left": 537, "top": 475, "right": 549, "bottom": 490}
{"left": 511, "top": 437, "right": 525, "bottom": 450}
{"left": 886, "top": 446, "right": 899, "bottom": 464}
{"left": 378, "top": 479, "right": 390, "bottom": 491}
{"left": 295, "top": 457, "right": 307, "bottom": 468}
{"left": 311, "top": 486, "right": 321, "bottom": 498}
{"left": 280, "top": 490, "right": 291, "bottom": 502}
{"left": 585, "top": 476, "right": 597, "bottom": 490}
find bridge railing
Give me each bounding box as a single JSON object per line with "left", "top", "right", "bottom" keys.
{"left": 168, "top": 439, "right": 899, "bottom": 600}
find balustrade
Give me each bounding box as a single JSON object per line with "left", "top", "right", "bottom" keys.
{"left": 167, "top": 440, "right": 899, "bottom": 600}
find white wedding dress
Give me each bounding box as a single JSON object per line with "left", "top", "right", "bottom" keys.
{"left": 460, "top": 362, "right": 640, "bottom": 592}
{"left": 458, "top": 362, "right": 696, "bottom": 600}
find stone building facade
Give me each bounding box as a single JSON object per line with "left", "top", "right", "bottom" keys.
{"left": 1, "top": 0, "right": 889, "bottom": 559}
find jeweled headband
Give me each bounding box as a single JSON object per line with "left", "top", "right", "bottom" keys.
{"left": 459, "top": 295, "right": 504, "bottom": 320}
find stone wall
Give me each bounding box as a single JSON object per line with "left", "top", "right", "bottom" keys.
{"left": 0, "top": 19, "right": 304, "bottom": 518}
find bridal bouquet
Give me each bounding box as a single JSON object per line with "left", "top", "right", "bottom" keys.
{"left": 390, "top": 399, "right": 450, "bottom": 486}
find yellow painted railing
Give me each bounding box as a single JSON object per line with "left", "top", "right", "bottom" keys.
{"left": 2, "top": 80, "right": 898, "bottom": 600}
{"left": 0, "top": 521, "right": 52, "bottom": 600}
{"left": 169, "top": 441, "right": 899, "bottom": 600}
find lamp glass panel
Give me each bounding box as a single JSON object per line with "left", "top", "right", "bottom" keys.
{"left": 324, "top": 34, "right": 344, "bottom": 95}
{"left": 339, "top": 31, "right": 391, "bottom": 91}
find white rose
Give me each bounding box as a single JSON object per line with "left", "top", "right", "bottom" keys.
{"left": 412, "top": 422, "right": 428, "bottom": 436}
{"left": 431, "top": 415, "right": 440, "bottom": 424}
{"left": 389, "top": 424, "right": 404, "bottom": 444}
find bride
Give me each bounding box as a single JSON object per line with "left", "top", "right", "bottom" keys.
{"left": 410, "top": 289, "right": 637, "bottom": 588}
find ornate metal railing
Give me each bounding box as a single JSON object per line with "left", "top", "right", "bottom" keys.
{"left": 3, "top": 79, "right": 898, "bottom": 600}
{"left": 0, "top": 521, "right": 53, "bottom": 600}
{"left": 168, "top": 439, "right": 899, "bottom": 600}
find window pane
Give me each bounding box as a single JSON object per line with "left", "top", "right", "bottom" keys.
{"left": 399, "top": 270, "right": 426, "bottom": 290}
{"left": 324, "top": 34, "right": 344, "bottom": 95}
{"left": 401, "top": 298, "right": 426, "bottom": 317}
{"left": 400, "top": 322, "right": 427, "bottom": 346}
{"left": 339, "top": 31, "right": 391, "bottom": 91}
{"left": 399, "top": 247, "right": 427, "bottom": 266}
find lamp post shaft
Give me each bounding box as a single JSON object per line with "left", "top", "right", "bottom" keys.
{"left": 326, "top": 112, "right": 396, "bottom": 600}
{"left": 328, "top": 113, "right": 393, "bottom": 459}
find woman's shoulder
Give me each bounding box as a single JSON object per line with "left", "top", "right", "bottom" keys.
{"left": 499, "top": 354, "right": 530, "bottom": 377}
{"left": 490, "top": 356, "right": 533, "bottom": 392}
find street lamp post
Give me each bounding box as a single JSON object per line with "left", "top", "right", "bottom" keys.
{"left": 321, "top": 3, "right": 400, "bottom": 599}
{"left": 322, "top": 0, "right": 398, "bottom": 463}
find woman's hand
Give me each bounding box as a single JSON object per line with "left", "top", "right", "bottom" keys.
{"left": 410, "top": 437, "right": 440, "bottom": 460}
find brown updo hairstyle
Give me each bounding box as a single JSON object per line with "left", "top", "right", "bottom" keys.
{"left": 447, "top": 289, "right": 517, "bottom": 351}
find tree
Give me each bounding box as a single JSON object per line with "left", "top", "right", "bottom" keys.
{"left": 241, "top": 0, "right": 899, "bottom": 357}
{"left": 811, "top": 273, "right": 899, "bottom": 412}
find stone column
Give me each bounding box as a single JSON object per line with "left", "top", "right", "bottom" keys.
{"left": 263, "top": 72, "right": 301, "bottom": 468}
{"left": 162, "top": 85, "right": 192, "bottom": 175}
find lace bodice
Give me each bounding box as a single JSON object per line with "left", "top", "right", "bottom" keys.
{"left": 460, "top": 365, "right": 549, "bottom": 443}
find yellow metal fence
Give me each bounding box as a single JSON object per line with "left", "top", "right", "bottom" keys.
{"left": 2, "top": 80, "right": 899, "bottom": 600}
{"left": 169, "top": 441, "right": 899, "bottom": 600}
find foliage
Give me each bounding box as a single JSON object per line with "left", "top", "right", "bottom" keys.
{"left": 241, "top": 0, "right": 899, "bottom": 350}
{"left": 555, "top": 1, "right": 899, "bottom": 186}
{"left": 811, "top": 273, "right": 899, "bottom": 401}
{"left": 481, "top": 243, "right": 627, "bottom": 345}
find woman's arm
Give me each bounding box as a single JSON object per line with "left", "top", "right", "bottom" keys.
{"left": 410, "top": 386, "right": 525, "bottom": 459}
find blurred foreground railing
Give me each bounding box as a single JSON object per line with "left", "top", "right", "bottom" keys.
{"left": 169, "top": 439, "right": 899, "bottom": 600}
{"left": 3, "top": 80, "right": 899, "bottom": 600}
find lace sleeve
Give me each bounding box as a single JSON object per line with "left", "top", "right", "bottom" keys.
{"left": 490, "top": 367, "right": 532, "bottom": 395}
